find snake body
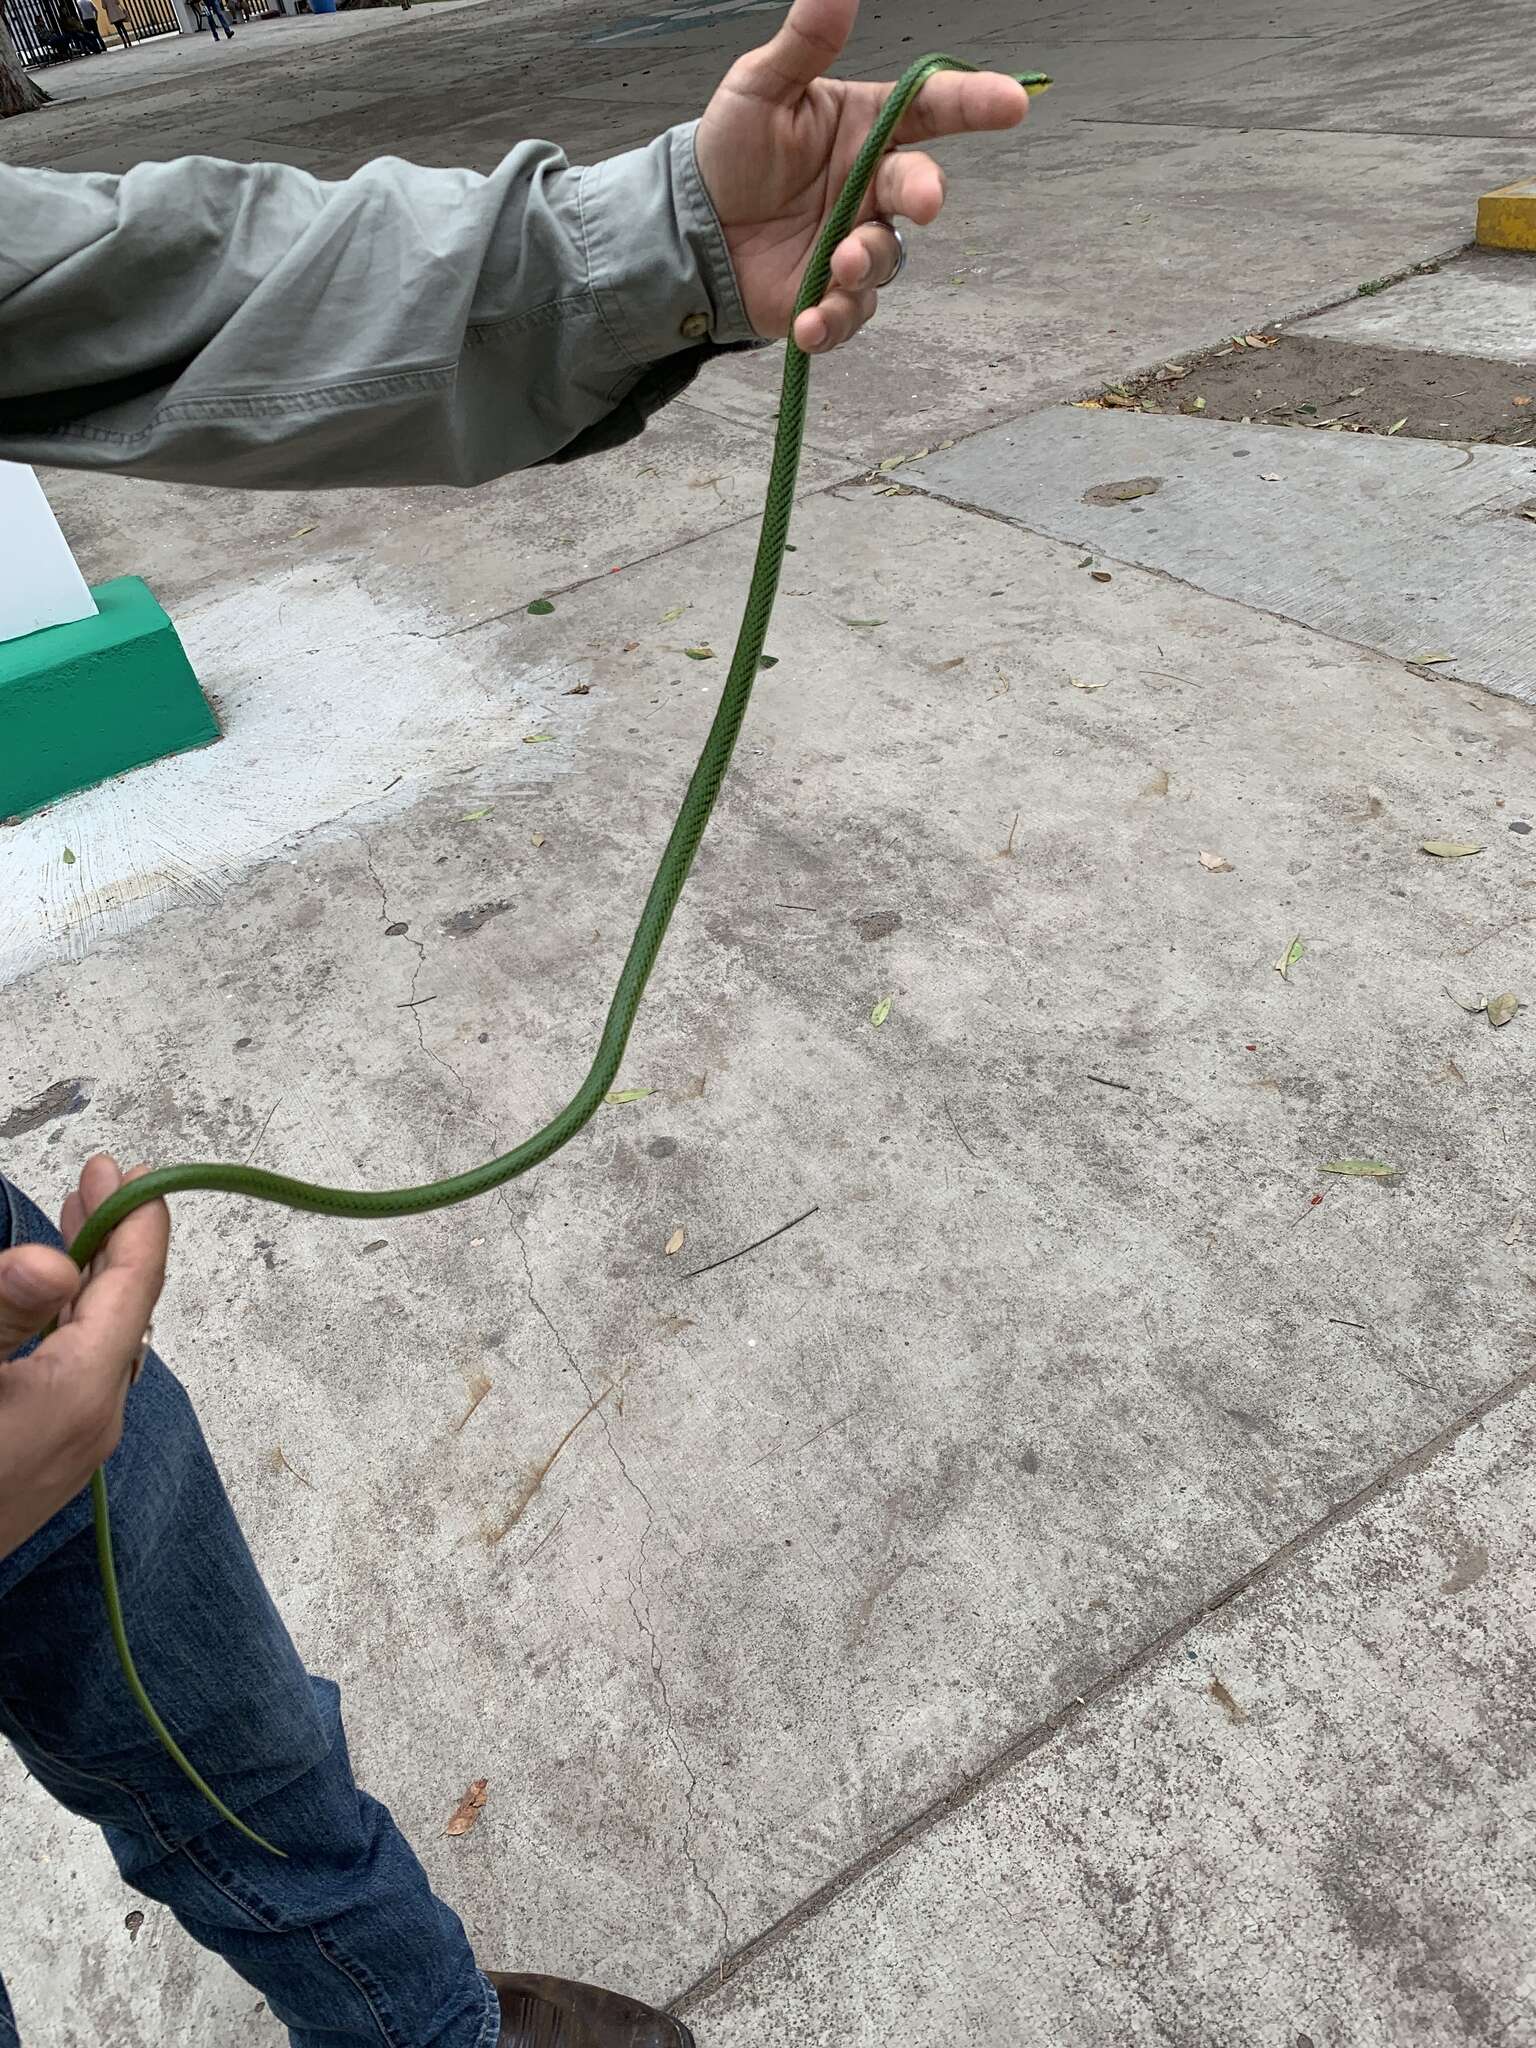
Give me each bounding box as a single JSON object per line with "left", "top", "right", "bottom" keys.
{"left": 67, "top": 55, "right": 1050, "bottom": 1853}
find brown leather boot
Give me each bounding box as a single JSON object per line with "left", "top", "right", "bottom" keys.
{"left": 490, "top": 1973, "right": 696, "bottom": 2047}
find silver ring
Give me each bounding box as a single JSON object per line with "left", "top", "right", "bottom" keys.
{"left": 871, "top": 217, "right": 907, "bottom": 287}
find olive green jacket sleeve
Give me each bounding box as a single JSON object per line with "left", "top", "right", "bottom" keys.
{"left": 0, "top": 124, "right": 758, "bottom": 489}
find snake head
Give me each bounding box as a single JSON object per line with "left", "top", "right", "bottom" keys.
{"left": 1013, "top": 71, "right": 1053, "bottom": 94}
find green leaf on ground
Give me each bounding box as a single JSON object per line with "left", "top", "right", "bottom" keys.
{"left": 526, "top": 598, "right": 555, "bottom": 616}
{"left": 1274, "top": 935, "right": 1304, "bottom": 980}
{"left": 1320, "top": 1159, "right": 1397, "bottom": 1178}
{"left": 660, "top": 603, "right": 690, "bottom": 623}
{"left": 758, "top": 655, "right": 779, "bottom": 669}
{"left": 459, "top": 808, "right": 494, "bottom": 822}
{"left": 1386, "top": 417, "right": 1408, "bottom": 436}
{"left": 605, "top": 1087, "right": 654, "bottom": 1105}
{"left": 843, "top": 618, "right": 885, "bottom": 630}
{"left": 61, "top": 847, "right": 76, "bottom": 865}
{"left": 870, "top": 994, "right": 892, "bottom": 1029}
{"left": 522, "top": 733, "right": 555, "bottom": 745}
{"left": 1421, "top": 840, "right": 1482, "bottom": 858}
{"left": 1487, "top": 991, "right": 1521, "bottom": 1029}
{"left": 684, "top": 645, "right": 715, "bottom": 661}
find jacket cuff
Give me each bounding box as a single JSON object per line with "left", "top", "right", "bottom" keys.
{"left": 578, "top": 121, "right": 759, "bottom": 365}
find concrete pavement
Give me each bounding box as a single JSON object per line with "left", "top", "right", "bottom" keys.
{"left": 2, "top": 0, "right": 1534, "bottom": 2041}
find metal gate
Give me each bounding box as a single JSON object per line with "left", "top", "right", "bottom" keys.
{"left": 2, "top": 0, "right": 178, "bottom": 63}
{"left": 120, "top": 0, "right": 178, "bottom": 35}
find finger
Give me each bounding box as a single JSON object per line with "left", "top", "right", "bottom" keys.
{"left": 0, "top": 1245, "right": 83, "bottom": 1359}
{"left": 794, "top": 284, "right": 878, "bottom": 353}
{"left": 829, "top": 218, "right": 903, "bottom": 289}
{"left": 79, "top": 1151, "right": 125, "bottom": 1221}
{"left": 60, "top": 1187, "right": 167, "bottom": 1361}
{"left": 892, "top": 70, "right": 1030, "bottom": 146}
{"left": 869, "top": 149, "right": 946, "bottom": 229}
{"left": 745, "top": 0, "right": 857, "bottom": 96}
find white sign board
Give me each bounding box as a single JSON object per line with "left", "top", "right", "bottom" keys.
{"left": 0, "top": 461, "right": 99, "bottom": 644}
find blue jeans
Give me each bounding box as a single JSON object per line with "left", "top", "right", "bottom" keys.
{"left": 0, "top": 1177, "right": 499, "bottom": 2048}
{"left": 204, "top": 0, "right": 233, "bottom": 32}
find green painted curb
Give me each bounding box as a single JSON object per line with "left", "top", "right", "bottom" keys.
{"left": 0, "top": 576, "right": 219, "bottom": 819}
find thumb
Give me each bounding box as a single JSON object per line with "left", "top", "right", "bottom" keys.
{"left": 0, "top": 1245, "right": 84, "bottom": 1360}
{"left": 753, "top": 0, "right": 858, "bottom": 94}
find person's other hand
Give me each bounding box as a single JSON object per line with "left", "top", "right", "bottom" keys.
{"left": 696, "top": 0, "right": 1028, "bottom": 353}
{"left": 0, "top": 1156, "right": 169, "bottom": 1560}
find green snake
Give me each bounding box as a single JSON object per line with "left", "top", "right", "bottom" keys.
{"left": 64, "top": 54, "right": 1050, "bottom": 1855}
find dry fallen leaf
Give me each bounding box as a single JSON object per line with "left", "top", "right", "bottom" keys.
{"left": 530, "top": 833, "right": 545, "bottom": 847}
{"left": 1320, "top": 1159, "right": 1397, "bottom": 1178}
{"left": 1090, "top": 570, "right": 1113, "bottom": 584}
{"left": 1141, "top": 768, "right": 1171, "bottom": 798}
{"left": 1486, "top": 990, "right": 1520, "bottom": 1029}
{"left": 291, "top": 524, "right": 318, "bottom": 539}
{"left": 1505, "top": 1210, "right": 1525, "bottom": 1246}
{"left": 1411, "top": 652, "right": 1455, "bottom": 665}
{"left": 870, "top": 994, "right": 893, "bottom": 1029}
{"left": 1274, "top": 935, "right": 1304, "bottom": 980}
{"left": 622, "top": 639, "right": 640, "bottom": 653}
{"left": 1070, "top": 675, "right": 1106, "bottom": 693}
{"left": 1208, "top": 1677, "right": 1248, "bottom": 1724}
{"left": 1445, "top": 986, "right": 1487, "bottom": 1014}
{"left": 1199, "top": 849, "right": 1235, "bottom": 874}
{"left": 664, "top": 1228, "right": 686, "bottom": 1256}
{"left": 443, "top": 1778, "right": 489, "bottom": 1837}
{"left": 660, "top": 603, "right": 690, "bottom": 623}
{"left": 1259, "top": 472, "right": 1282, "bottom": 482}
{"left": 1421, "top": 840, "right": 1482, "bottom": 858}
{"left": 1386, "top": 417, "right": 1408, "bottom": 436}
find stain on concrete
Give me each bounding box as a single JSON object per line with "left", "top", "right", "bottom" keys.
{"left": 853, "top": 910, "right": 903, "bottom": 942}
{"left": 442, "top": 899, "right": 512, "bottom": 937}
{"left": 0, "top": 1076, "right": 91, "bottom": 1139}
{"left": 1439, "top": 1540, "right": 1488, "bottom": 1594}
{"left": 1082, "top": 475, "right": 1163, "bottom": 505}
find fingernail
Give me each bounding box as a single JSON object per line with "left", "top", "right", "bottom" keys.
{"left": 0, "top": 1264, "right": 62, "bottom": 1310}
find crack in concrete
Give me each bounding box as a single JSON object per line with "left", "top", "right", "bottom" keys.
{"left": 506, "top": 1212, "right": 730, "bottom": 1957}
{"left": 672, "top": 1353, "right": 1536, "bottom": 2019}
{"left": 350, "top": 841, "right": 733, "bottom": 1940}
{"left": 354, "top": 831, "right": 466, "bottom": 1100}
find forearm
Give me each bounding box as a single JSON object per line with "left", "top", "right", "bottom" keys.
{"left": 0, "top": 125, "right": 756, "bottom": 489}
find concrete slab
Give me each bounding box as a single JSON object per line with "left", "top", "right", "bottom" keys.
{"left": 685, "top": 118, "right": 1536, "bottom": 458}
{"left": 1293, "top": 251, "right": 1536, "bottom": 365}
{"left": 686, "top": 1380, "right": 1536, "bottom": 2046}
{"left": 6, "top": 487, "right": 1536, "bottom": 2038}
{"left": 13, "top": 406, "right": 846, "bottom": 982}
{"left": 910, "top": 407, "right": 1536, "bottom": 703}
{"left": 1101, "top": 0, "right": 1536, "bottom": 138}
{"left": 5, "top": 0, "right": 1536, "bottom": 2039}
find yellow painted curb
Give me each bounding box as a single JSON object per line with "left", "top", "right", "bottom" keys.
{"left": 1477, "top": 178, "right": 1536, "bottom": 252}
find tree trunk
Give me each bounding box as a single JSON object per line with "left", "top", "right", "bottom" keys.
{"left": 0, "top": 14, "right": 50, "bottom": 117}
